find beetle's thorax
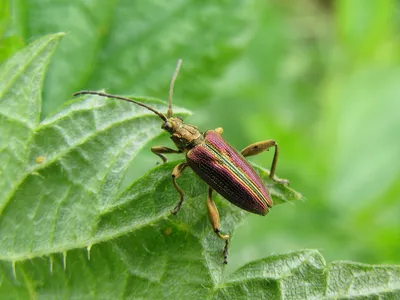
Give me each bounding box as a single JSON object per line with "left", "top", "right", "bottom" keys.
{"left": 162, "top": 117, "right": 203, "bottom": 151}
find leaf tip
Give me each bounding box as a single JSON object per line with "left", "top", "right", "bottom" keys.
{"left": 49, "top": 255, "right": 54, "bottom": 274}
{"left": 11, "top": 261, "right": 17, "bottom": 280}
{"left": 87, "top": 244, "right": 92, "bottom": 260}
{"left": 62, "top": 251, "right": 67, "bottom": 271}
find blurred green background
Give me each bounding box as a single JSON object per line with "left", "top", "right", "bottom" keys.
{"left": 1, "top": 0, "right": 399, "bottom": 273}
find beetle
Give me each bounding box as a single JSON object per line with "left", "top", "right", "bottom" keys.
{"left": 74, "top": 60, "right": 288, "bottom": 264}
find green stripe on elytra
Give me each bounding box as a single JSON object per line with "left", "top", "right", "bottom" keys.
{"left": 206, "top": 143, "right": 267, "bottom": 206}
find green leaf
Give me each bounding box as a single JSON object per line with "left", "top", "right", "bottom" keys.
{"left": 1, "top": 34, "right": 399, "bottom": 299}
{"left": 0, "top": 33, "right": 63, "bottom": 214}
{"left": 9, "top": 0, "right": 257, "bottom": 116}
{"left": 216, "top": 250, "right": 400, "bottom": 299}
{"left": 0, "top": 34, "right": 191, "bottom": 262}
{"left": 0, "top": 1, "right": 25, "bottom": 64}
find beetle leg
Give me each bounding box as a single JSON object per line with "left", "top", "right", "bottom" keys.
{"left": 151, "top": 146, "right": 183, "bottom": 163}
{"left": 171, "top": 162, "right": 189, "bottom": 215}
{"left": 214, "top": 127, "right": 224, "bottom": 135}
{"left": 207, "top": 187, "right": 230, "bottom": 264}
{"left": 241, "top": 140, "right": 289, "bottom": 185}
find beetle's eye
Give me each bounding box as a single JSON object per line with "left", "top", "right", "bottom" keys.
{"left": 162, "top": 121, "right": 172, "bottom": 130}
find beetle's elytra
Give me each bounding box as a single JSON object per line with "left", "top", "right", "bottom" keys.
{"left": 74, "top": 60, "right": 288, "bottom": 264}
{"left": 187, "top": 130, "right": 273, "bottom": 215}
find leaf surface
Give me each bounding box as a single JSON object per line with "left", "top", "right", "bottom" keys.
{"left": 0, "top": 33, "right": 399, "bottom": 300}
{"left": 10, "top": 0, "right": 256, "bottom": 115}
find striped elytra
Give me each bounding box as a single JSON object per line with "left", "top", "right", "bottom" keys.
{"left": 186, "top": 130, "right": 272, "bottom": 216}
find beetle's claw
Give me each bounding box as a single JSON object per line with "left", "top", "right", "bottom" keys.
{"left": 156, "top": 159, "right": 167, "bottom": 165}
{"left": 223, "top": 242, "right": 229, "bottom": 264}
{"left": 223, "top": 252, "right": 228, "bottom": 264}
{"left": 171, "top": 204, "right": 181, "bottom": 215}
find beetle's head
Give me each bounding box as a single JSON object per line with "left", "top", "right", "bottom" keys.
{"left": 161, "top": 117, "right": 184, "bottom": 134}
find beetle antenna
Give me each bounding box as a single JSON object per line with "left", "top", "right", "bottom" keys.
{"left": 168, "top": 59, "right": 183, "bottom": 118}
{"left": 73, "top": 91, "right": 168, "bottom": 121}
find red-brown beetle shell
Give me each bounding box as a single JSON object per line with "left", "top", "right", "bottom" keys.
{"left": 186, "top": 130, "right": 272, "bottom": 215}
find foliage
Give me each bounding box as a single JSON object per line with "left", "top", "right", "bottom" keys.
{"left": 1, "top": 0, "right": 400, "bottom": 298}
